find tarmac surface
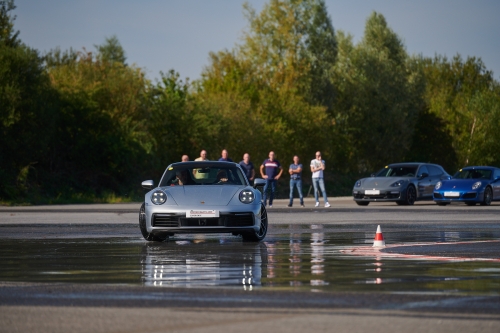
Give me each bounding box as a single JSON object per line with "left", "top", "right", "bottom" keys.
{"left": 1, "top": 197, "right": 500, "bottom": 332}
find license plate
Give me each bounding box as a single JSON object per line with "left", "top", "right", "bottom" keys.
{"left": 365, "top": 190, "right": 380, "bottom": 195}
{"left": 444, "top": 191, "right": 460, "bottom": 197}
{"left": 186, "top": 210, "right": 219, "bottom": 218}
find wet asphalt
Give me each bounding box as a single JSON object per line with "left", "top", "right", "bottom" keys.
{"left": 1, "top": 198, "right": 500, "bottom": 332}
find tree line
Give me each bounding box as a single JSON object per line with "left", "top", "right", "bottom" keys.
{"left": 1, "top": 0, "right": 500, "bottom": 204}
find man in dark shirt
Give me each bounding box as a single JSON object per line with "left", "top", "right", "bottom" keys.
{"left": 260, "top": 151, "right": 283, "bottom": 208}
{"left": 288, "top": 155, "right": 304, "bottom": 207}
{"left": 218, "top": 149, "right": 233, "bottom": 162}
{"left": 239, "top": 153, "right": 255, "bottom": 185}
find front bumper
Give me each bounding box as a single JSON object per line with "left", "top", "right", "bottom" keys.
{"left": 433, "top": 190, "right": 482, "bottom": 203}
{"left": 145, "top": 204, "right": 261, "bottom": 235}
{"left": 352, "top": 189, "right": 401, "bottom": 202}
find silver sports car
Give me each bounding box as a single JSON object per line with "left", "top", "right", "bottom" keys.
{"left": 352, "top": 162, "right": 450, "bottom": 206}
{"left": 139, "top": 161, "right": 267, "bottom": 242}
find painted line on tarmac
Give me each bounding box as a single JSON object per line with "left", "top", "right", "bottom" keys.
{"left": 339, "top": 240, "right": 500, "bottom": 262}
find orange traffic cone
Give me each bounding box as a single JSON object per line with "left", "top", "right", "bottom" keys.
{"left": 373, "top": 225, "right": 386, "bottom": 247}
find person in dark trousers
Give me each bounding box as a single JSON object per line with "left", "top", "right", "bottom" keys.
{"left": 260, "top": 151, "right": 283, "bottom": 208}
{"left": 239, "top": 153, "right": 255, "bottom": 185}
{"left": 288, "top": 155, "right": 304, "bottom": 207}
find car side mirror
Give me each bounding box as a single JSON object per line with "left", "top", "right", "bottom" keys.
{"left": 142, "top": 180, "right": 154, "bottom": 190}
{"left": 418, "top": 173, "right": 429, "bottom": 179}
{"left": 253, "top": 178, "right": 266, "bottom": 188}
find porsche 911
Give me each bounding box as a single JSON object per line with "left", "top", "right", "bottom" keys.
{"left": 139, "top": 161, "right": 267, "bottom": 242}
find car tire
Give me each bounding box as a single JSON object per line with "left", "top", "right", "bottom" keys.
{"left": 480, "top": 187, "right": 493, "bottom": 206}
{"left": 139, "top": 203, "right": 168, "bottom": 242}
{"left": 242, "top": 203, "right": 268, "bottom": 242}
{"left": 355, "top": 201, "right": 369, "bottom": 206}
{"left": 403, "top": 185, "right": 416, "bottom": 205}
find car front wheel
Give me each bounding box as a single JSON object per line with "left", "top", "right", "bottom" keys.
{"left": 480, "top": 187, "right": 493, "bottom": 206}
{"left": 242, "top": 203, "right": 268, "bottom": 242}
{"left": 139, "top": 203, "right": 168, "bottom": 242}
{"left": 403, "top": 185, "right": 416, "bottom": 205}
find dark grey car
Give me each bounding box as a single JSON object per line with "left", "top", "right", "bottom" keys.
{"left": 352, "top": 163, "right": 450, "bottom": 206}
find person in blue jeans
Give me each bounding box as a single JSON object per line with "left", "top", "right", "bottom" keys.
{"left": 288, "top": 155, "right": 304, "bottom": 207}
{"left": 310, "top": 151, "right": 330, "bottom": 208}
{"left": 260, "top": 151, "right": 283, "bottom": 208}
{"left": 239, "top": 153, "right": 255, "bottom": 185}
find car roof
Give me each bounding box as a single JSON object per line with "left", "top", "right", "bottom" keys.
{"left": 168, "top": 161, "right": 239, "bottom": 168}
{"left": 460, "top": 166, "right": 499, "bottom": 170}
{"left": 387, "top": 162, "right": 448, "bottom": 168}
{"left": 388, "top": 162, "right": 426, "bottom": 167}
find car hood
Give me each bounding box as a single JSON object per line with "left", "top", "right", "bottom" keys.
{"left": 161, "top": 185, "right": 242, "bottom": 206}
{"left": 439, "top": 179, "right": 484, "bottom": 190}
{"left": 359, "top": 177, "right": 411, "bottom": 189}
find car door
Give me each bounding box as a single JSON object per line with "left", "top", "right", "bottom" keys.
{"left": 427, "top": 165, "right": 445, "bottom": 196}
{"left": 416, "top": 165, "right": 431, "bottom": 198}
{"left": 492, "top": 169, "right": 500, "bottom": 200}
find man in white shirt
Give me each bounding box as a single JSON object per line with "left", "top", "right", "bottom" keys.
{"left": 310, "top": 151, "right": 330, "bottom": 207}
{"left": 195, "top": 150, "right": 208, "bottom": 161}
{"left": 194, "top": 150, "right": 209, "bottom": 179}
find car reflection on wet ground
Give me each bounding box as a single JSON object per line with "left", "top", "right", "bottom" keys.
{"left": 1, "top": 224, "right": 500, "bottom": 294}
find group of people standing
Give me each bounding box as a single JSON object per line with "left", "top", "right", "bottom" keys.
{"left": 180, "top": 149, "right": 330, "bottom": 208}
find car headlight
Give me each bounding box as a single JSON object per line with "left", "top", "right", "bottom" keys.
{"left": 472, "top": 181, "right": 482, "bottom": 190}
{"left": 151, "top": 190, "right": 167, "bottom": 205}
{"left": 390, "top": 180, "right": 405, "bottom": 187}
{"left": 355, "top": 181, "right": 361, "bottom": 187}
{"left": 435, "top": 181, "right": 442, "bottom": 190}
{"left": 239, "top": 190, "right": 255, "bottom": 204}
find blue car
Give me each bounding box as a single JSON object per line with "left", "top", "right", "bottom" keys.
{"left": 433, "top": 166, "right": 500, "bottom": 206}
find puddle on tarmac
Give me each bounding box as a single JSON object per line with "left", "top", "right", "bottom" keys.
{"left": 1, "top": 224, "right": 500, "bottom": 294}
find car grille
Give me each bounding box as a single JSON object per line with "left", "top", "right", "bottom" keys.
{"left": 179, "top": 213, "right": 255, "bottom": 227}
{"left": 462, "top": 192, "right": 477, "bottom": 199}
{"left": 354, "top": 191, "right": 400, "bottom": 200}
{"left": 225, "top": 213, "right": 254, "bottom": 227}
{"left": 152, "top": 214, "right": 179, "bottom": 227}
{"left": 153, "top": 212, "right": 255, "bottom": 228}
{"left": 180, "top": 218, "right": 221, "bottom": 227}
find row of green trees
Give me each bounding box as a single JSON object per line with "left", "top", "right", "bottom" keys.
{"left": 1, "top": 0, "right": 500, "bottom": 204}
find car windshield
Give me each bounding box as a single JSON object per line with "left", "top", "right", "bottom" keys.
{"left": 375, "top": 166, "right": 418, "bottom": 177}
{"left": 453, "top": 169, "right": 491, "bottom": 180}
{"left": 159, "top": 164, "right": 247, "bottom": 186}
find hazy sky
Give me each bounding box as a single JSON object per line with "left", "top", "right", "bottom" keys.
{"left": 14, "top": 0, "right": 500, "bottom": 81}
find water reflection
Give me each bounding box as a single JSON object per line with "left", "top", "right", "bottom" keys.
{"left": 142, "top": 240, "right": 265, "bottom": 289}
{"left": 289, "top": 233, "right": 302, "bottom": 286}
{"left": 310, "top": 224, "right": 327, "bottom": 286}
{"left": 365, "top": 259, "right": 384, "bottom": 284}
{"left": 0, "top": 226, "right": 500, "bottom": 294}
